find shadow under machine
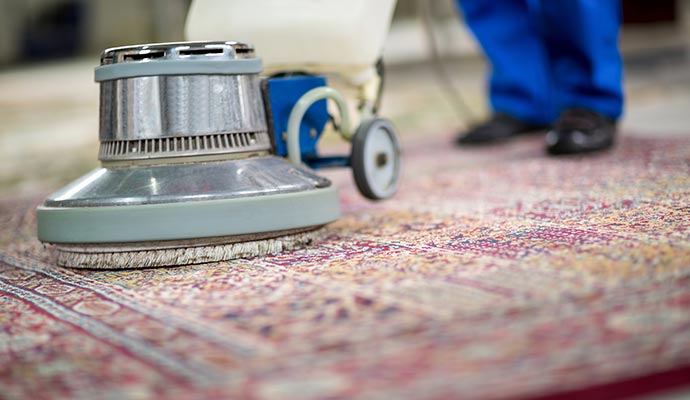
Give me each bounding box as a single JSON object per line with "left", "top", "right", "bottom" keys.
{"left": 36, "top": 0, "right": 401, "bottom": 268}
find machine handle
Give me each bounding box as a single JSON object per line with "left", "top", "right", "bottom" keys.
{"left": 286, "top": 87, "right": 352, "bottom": 166}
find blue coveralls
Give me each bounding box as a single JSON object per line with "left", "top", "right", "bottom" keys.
{"left": 458, "top": 0, "right": 624, "bottom": 125}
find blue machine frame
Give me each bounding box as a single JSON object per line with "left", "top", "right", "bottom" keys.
{"left": 264, "top": 75, "right": 349, "bottom": 169}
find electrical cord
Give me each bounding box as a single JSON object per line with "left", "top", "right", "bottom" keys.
{"left": 373, "top": 58, "right": 385, "bottom": 115}
{"left": 417, "top": 0, "right": 477, "bottom": 124}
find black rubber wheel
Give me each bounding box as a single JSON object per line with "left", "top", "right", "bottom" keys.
{"left": 351, "top": 117, "right": 401, "bottom": 200}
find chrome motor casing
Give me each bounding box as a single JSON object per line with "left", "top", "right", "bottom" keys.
{"left": 36, "top": 40, "right": 342, "bottom": 262}
{"left": 48, "top": 40, "right": 333, "bottom": 207}
{"left": 96, "top": 41, "right": 271, "bottom": 162}
{"left": 98, "top": 74, "right": 269, "bottom": 160}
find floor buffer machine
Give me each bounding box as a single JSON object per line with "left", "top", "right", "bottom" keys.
{"left": 36, "top": 0, "right": 401, "bottom": 268}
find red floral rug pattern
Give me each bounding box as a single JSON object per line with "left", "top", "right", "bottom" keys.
{"left": 1, "top": 134, "right": 689, "bottom": 399}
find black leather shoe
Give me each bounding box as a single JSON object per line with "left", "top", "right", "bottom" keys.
{"left": 545, "top": 109, "right": 616, "bottom": 155}
{"left": 456, "top": 113, "right": 548, "bottom": 145}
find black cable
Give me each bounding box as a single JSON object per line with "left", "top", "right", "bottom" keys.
{"left": 417, "top": 0, "right": 477, "bottom": 123}
{"left": 373, "top": 57, "right": 385, "bottom": 115}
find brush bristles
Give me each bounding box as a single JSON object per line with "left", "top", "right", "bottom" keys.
{"left": 56, "top": 230, "right": 325, "bottom": 269}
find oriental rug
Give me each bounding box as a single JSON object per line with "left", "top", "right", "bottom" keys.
{"left": 1, "top": 134, "right": 689, "bottom": 399}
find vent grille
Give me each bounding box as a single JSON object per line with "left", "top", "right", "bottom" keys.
{"left": 101, "top": 42, "right": 256, "bottom": 65}
{"left": 99, "top": 131, "right": 271, "bottom": 161}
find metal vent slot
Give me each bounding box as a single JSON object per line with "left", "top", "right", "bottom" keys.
{"left": 179, "top": 48, "right": 224, "bottom": 56}
{"left": 123, "top": 51, "right": 165, "bottom": 62}
{"left": 99, "top": 131, "right": 270, "bottom": 161}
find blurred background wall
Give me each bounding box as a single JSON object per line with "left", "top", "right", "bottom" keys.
{"left": 0, "top": 0, "right": 189, "bottom": 65}
{"left": 0, "top": 0, "right": 688, "bottom": 66}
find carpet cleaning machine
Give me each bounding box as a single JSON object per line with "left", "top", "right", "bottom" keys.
{"left": 36, "top": 0, "right": 401, "bottom": 268}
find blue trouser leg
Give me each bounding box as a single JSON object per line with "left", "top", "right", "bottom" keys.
{"left": 458, "top": 0, "right": 555, "bottom": 125}
{"left": 458, "top": 0, "right": 624, "bottom": 123}
{"left": 538, "top": 0, "right": 624, "bottom": 120}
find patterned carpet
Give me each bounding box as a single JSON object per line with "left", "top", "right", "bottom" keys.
{"left": 1, "top": 134, "right": 689, "bottom": 399}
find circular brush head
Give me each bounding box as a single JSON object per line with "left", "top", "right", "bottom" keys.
{"left": 36, "top": 41, "right": 341, "bottom": 269}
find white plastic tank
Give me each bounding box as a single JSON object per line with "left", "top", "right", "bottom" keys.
{"left": 185, "top": 0, "right": 397, "bottom": 84}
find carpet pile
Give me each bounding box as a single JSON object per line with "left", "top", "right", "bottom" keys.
{"left": 1, "top": 134, "right": 689, "bottom": 399}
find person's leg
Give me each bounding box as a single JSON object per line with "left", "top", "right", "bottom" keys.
{"left": 540, "top": 0, "right": 623, "bottom": 119}
{"left": 539, "top": 0, "right": 623, "bottom": 154}
{"left": 458, "top": 0, "right": 555, "bottom": 137}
